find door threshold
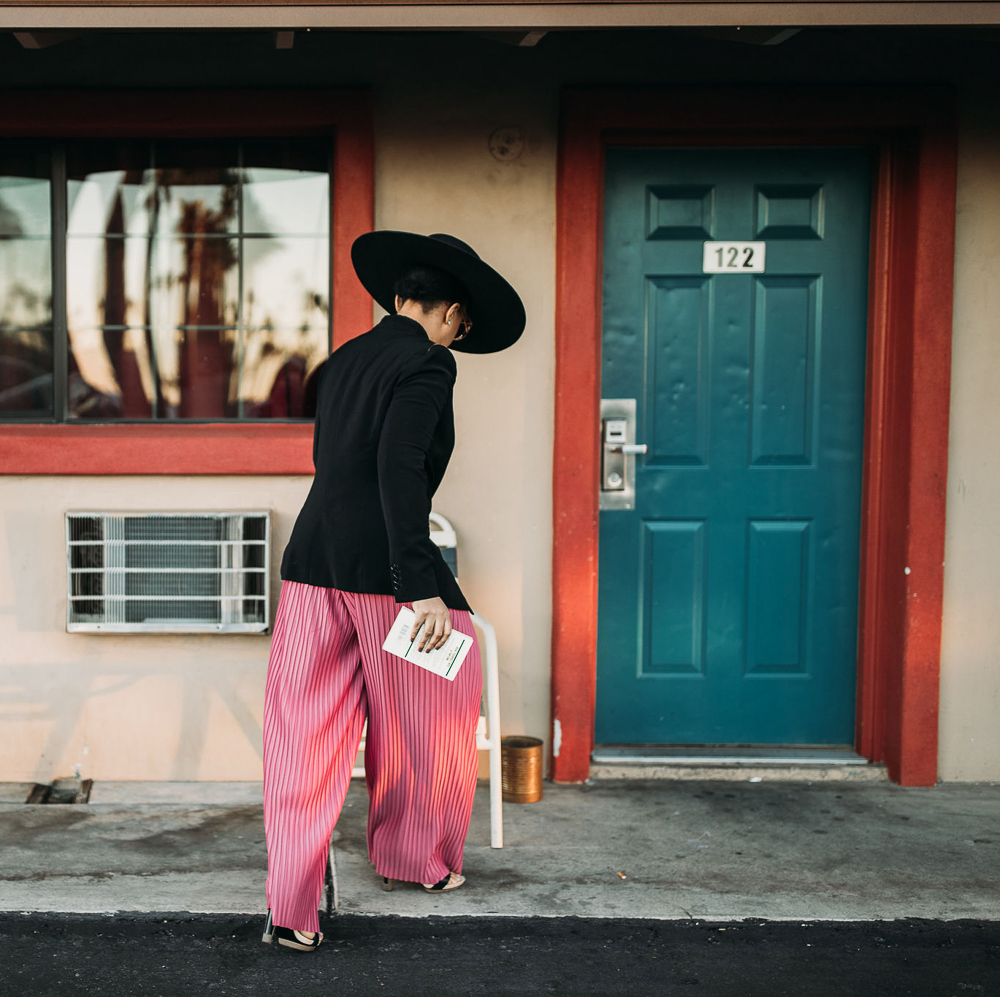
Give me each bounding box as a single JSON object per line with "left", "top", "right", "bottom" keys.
{"left": 589, "top": 745, "right": 887, "bottom": 782}
{"left": 592, "top": 746, "right": 869, "bottom": 766}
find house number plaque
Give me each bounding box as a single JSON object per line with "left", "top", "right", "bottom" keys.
{"left": 702, "top": 241, "right": 766, "bottom": 273}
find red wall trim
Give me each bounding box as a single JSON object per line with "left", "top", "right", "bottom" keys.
{"left": 552, "top": 87, "right": 957, "bottom": 787}
{"left": 885, "top": 120, "right": 957, "bottom": 785}
{"left": 1, "top": 423, "right": 314, "bottom": 475}
{"left": 0, "top": 89, "right": 374, "bottom": 475}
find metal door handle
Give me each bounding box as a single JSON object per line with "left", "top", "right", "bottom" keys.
{"left": 600, "top": 398, "right": 639, "bottom": 510}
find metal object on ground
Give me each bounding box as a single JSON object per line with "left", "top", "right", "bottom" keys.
{"left": 25, "top": 778, "right": 93, "bottom": 804}
{"left": 501, "top": 736, "right": 543, "bottom": 803}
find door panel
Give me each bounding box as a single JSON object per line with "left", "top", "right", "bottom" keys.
{"left": 596, "top": 147, "right": 871, "bottom": 747}
{"left": 642, "top": 520, "right": 706, "bottom": 676}
{"left": 751, "top": 276, "right": 819, "bottom": 465}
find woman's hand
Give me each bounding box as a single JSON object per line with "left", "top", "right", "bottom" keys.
{"left": 410, "top": 597, "right": 452, "bottom": 652}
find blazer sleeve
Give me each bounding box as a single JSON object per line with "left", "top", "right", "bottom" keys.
{"left": 376, "top": 345, "right": 457, "bottom": 603}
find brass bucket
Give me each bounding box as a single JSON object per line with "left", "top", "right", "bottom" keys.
{"left": 501, "top": 735, "right": 543, "bottom": 803}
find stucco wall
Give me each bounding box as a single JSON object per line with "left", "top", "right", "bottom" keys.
{"left": 373, "top": 81, "right": 557, "bottom": 760}
{"left": 938, "top": 88, "right": 1000, "bottom": 782}
{"left": 0, "top": 476, "right": 310, "bottom": 781}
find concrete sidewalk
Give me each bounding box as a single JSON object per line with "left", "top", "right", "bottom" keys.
{"left": 1, "top": 778, "right": 998, "bottom": 921}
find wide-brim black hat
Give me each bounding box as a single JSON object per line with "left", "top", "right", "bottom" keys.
{"left": 351, "top": 230, "right": 526, "bottom": 354}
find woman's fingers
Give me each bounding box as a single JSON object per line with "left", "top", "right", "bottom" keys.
{"left": 416, "top": 617, "right": 448, "bottom": 651}
{"left": 412, "top": 610, "right": 439, "bottom": 651}
{"left": 409, "top": 613, "right": 425, "bottom": 643}
{"left": 422, "top": 614, "right": 449, "bottom": 652}
{"left": 429, "top": 618, "right": 452, "bottom": 652}
{"left": 410, "top": 597, "right": 452, "bottom": 652}
{"left": 417, "top": 616, "right": 435, "bottom": 652}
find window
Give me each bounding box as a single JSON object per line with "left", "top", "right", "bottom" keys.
{"left": 0, "top": 89, "right": 372, "bottom": 472}
{"left": 1, "top": 137, "right": 331, "bottom": 421}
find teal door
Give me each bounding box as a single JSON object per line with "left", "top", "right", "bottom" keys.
{"left": 596, "top": 147, "right": 871, "bottom": 746}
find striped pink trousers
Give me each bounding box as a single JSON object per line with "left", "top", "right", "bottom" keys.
{"left": 262, "top": 580, "right": 482, "bottom": 933}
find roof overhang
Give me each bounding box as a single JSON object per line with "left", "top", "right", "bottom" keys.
{"left": 4, "top": 2, "right": 1000, "bottom": 31}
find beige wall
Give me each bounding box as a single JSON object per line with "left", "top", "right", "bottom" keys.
{"left": 373, "top": 81, "right": 558, "bottom": 755}
{"left": 938, "top": 88, "right": 1000, "bottom": 782}
{"left": 0, "top": 476, "right": 310, "bottom": 781}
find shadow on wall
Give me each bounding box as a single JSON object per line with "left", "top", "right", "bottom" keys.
{"left": 0, "top": 660, "right": 264, "bottom": 783}
{"left": 2, "top": 507, "right": 273, "bottom": 781}
{"left": 4, "top": 510, "right": 65, "bottom": 634}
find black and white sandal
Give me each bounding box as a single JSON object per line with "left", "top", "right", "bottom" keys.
{"left": 262, "top": 909, "right": 323, "bottom": 952}
{"left": 422, "top": 872, "right": 465, "bottom": 893}
{"left": 379, "top": 872, "right": 466, "bottom": 893}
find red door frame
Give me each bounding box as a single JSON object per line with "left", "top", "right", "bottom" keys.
{"left": 0, "top": 89, "right": 373, "bottom": 475}
{"left": 551, "top": 87, "right": 957, "bottom": 787}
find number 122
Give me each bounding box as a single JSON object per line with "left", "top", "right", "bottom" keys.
{"left": 716, "top": 246, "right": 756, "bottom": 269}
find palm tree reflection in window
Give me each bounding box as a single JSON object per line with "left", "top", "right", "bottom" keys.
{"left": 64, "top": 139, "right": 330, "bottom": 420}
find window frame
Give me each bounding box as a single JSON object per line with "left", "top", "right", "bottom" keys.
{"left": 0, "top": 89, "right": 374, "bottom": 474}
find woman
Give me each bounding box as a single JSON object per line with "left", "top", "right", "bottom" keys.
{"left": 260, "top": 231, "right": 525, "bottom": 951}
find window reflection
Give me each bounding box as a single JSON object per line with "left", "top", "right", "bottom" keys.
{"left": 59, "top": 138, "right": 330, "bottom": 420}
{"left": 242, "top": 327, "right": 329, "bottom": 418}
{"left": 0, "top": 150, "right": 51, "bottom": 236}
{"left": 243, "top": 238, "right": 328, "bottom": 331}
{"left": 66, "top": 141, "right": 150, "bottom": 237}
{"left": 148, "top": 142, "right": 241, "bottom": 239}
{"left": 68, "top": 328, "right": 153, "bottom": 419}
{"left": 0, "top": 145, "right": 52, "bottom": 416}
{"left": 67, "top": 236, "right": 242, "bottom": 330}
{"left": 243, "top": 139, "right": 330, "bottom": 236}
{"left": 1, "top": 239, "right": 51, "bottom": 328}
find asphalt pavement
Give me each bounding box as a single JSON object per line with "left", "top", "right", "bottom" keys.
{"left": 1, "top": 913, "right": 998, "bottom": 997}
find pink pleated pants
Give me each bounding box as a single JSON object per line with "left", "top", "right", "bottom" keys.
{"left": 262, "top": 580, "right": 482, "bottom": 933}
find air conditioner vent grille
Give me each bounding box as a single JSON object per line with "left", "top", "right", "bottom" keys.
{"left": 66, "top": 512, "right": 270, "bottom": 633}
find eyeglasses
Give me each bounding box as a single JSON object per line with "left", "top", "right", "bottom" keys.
{"left": 453, "top": 310, "right": 473, "bottom": 342}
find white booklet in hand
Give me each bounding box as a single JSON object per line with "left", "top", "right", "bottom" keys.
{"left": 381, "top": 606, "right": 474, "bottom": 682}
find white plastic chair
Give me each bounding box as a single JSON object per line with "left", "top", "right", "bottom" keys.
{"left": 471, "top": 611, "right": 503, "bottom": 850}
{"left": 351, "top": 514, "right": 503, "bottom": 849}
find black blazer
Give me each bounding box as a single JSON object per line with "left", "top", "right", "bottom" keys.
{"left": 280, "top": 314, "right": 470, "bottom": 611}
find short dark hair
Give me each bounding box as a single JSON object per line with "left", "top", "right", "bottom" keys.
{"left": 393, "top": 265, "right": 470, "bottom": 315}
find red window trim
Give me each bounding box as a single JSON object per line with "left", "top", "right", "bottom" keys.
{"left": 2, "top": 422, "right": 314, "bottom": 475}
{"left": 552, "top": 86, "right": 957, "bottom": 787}
{"left": 0, "top": 89, "right": 374, "bottom": 474}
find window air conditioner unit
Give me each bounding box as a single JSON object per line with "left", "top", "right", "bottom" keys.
{"left": 66, "top": 512, "right": 270, "bottom": 634}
